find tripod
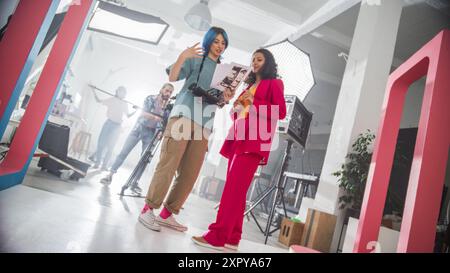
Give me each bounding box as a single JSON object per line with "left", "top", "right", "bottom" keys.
{"left": 118, "top": 127, "right": 164, "bottom": 197}
{"left": 118, "top": 100, "right": 174, "bottom": 197}
{"left": 244, "top": 139, "right": 294, "bottom": 244}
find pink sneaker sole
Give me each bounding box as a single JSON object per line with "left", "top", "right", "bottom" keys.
{"left": 192, "top": 237, "right": 224, "bottom": 251}
{"left": 224, "top": 244, "right": 239, "bottom": 250}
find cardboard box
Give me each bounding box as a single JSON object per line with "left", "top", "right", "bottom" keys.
{"left": 300, "top": 208, "right": 337, "bottom": 252}
{"left": 278, "top": 217, "right": 304, "bottom": 247}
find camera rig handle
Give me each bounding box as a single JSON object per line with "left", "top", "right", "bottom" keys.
{"left": 188, "top": 83, "right": 226, "bottom": 108}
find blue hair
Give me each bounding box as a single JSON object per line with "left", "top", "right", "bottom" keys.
{"left": 202, "top": 27, "right": 229, "bottom": 60}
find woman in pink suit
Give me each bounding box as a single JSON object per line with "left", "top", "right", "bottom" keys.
{"left": 192, "top": 48, "right": 287, "bottom": 250}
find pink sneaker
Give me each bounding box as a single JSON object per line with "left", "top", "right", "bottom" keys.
{"left": 155, "top": 215, "right": 188, "bottom": 232}
{"left": 138, "top": 207, "right": 161, "bottom": 232}
{"left": 224, "top": 243, "right": 239, "bottom": 250}
{"left": 192, "top": 236, "right": 224, "bottom": 251}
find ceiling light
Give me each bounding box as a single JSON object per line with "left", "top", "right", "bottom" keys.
{"left": 184, "top": 0, "right": 212, "bottom": 31}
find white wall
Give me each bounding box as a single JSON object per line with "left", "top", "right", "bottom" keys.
{"left": 0, "top": 0, "right": 18, "bottom": 28}
{"left": 1, "top": 1, "right": 69, "bottom": 143}
{"left": 343, "top": 217, "right": 400, "bottom": 253}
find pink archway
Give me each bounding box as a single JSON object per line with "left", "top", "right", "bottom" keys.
{"left": 354, "top": 30, "right": 450, "bottom": 253}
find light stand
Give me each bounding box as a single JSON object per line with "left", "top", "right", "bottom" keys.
{"left": 244, "top": 138, "right": 294, "bottom": 244}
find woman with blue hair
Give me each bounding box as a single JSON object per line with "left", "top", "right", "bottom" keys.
{"left": 139, "top": 27, "right": 236, "bottom": 232}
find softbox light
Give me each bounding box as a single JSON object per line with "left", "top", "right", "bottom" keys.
{"left": 264, "top": 40, "right": 315, "bottom": 101}
{"left": 88, "top": 1, "right": 169, "bottom": 45}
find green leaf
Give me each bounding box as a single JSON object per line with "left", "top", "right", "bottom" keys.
{"left": 335, "top": 130, "right": 376, "bottom": 210}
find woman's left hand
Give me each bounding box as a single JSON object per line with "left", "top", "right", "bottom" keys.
{"left": 241, "top": 90, "right": 254, "bottom": 104}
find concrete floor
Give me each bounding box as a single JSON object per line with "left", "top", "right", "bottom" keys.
{"left": 0, "top": 157, "right": 288, "bottom": 253}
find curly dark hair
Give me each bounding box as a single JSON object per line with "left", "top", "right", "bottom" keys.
{"left": 245, "top": 48, "right": 279, "bottom": 86}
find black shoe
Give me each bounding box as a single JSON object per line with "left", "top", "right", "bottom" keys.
{"left": 100, "top": 173, "right": 113, "bottom": 185}
{"left": 131, "top": 185, "right": 142, "bottom": 194}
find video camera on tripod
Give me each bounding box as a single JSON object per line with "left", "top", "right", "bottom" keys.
{"left": 187, "top": 55, "right": 227, "bottom": 108}
{"left": 119, "top": 96, "right": 176, "bottom": 197}
{"left": 160, "top": 96, "right": 175, "bottom": 127}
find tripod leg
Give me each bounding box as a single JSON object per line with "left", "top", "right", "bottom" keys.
{"left": 129, "top": 163, "right": 148, "bottom": 191}
{"left": 120, "top": 131, "right": 160, "bottom": 196}
{"left": 250, "top": 210, "right": 265, "bottom": 234}
{"left": 264, "top": 186, "right": 280, "bottom": 244}
{"left": 120, "top": 152, "right": 147, "bottom": 193}
{"left": 280, "top": 189, "right": 288, "bottom": 217}
{"left": 265, "top": 141, "right": 293, "bottom": 240}
{"left": 244, "top": 140, "right": 294, "bottom": 242}
{"left": 121, "top": 170, "right": 136, "bottom": 195}
{"left": 244, "top": 185, "right": 275, "bottom": 216}
{"left": 130, "top": 133, "right": 164, "bottom": 191}
{"left": 279, "top": 175, "right": 289, "bottom": 217}
{"left": 267, "top": 190, "right": 288, "bottom": 236}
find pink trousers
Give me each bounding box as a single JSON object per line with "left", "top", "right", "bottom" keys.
{"left": 203, "top": 152, "right": 262, "bottom": 246}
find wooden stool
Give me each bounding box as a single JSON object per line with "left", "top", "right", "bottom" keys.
{"left": 279, "top": 217, "right": 304, "bottom": 247}
{"left": 69, "top": 131, "right": 91, "bottom": 159}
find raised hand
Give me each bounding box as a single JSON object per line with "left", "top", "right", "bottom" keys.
{"left": 169, "top": 43, "right": 204, "bottom": 82}
{"left": 181, "top": 42, "right": 204, "bottom": 60}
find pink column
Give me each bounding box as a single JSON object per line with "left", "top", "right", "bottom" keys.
{"left": 354, "top": 30, "right": 450, "bottom": 253}
{"left": 0, "top": 0, "right": 94, "bottom": 190}
{"left": 0, "top": 0, "right": 59, "bottom": 138}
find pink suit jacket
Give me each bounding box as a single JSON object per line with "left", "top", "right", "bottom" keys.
{"left": 220, "top": 78, "right": 287, "bottom": 165}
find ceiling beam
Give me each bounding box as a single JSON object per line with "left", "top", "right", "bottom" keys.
{"left": 311, "top": 25, "right": 352, "bottom": 49}
{"left": 288, "top": 0, "right": 362, "bottom": 42}
{"left": 311, "top": 25, "right": 406, "bottom": 69}
{"left": 264, "top": 26, "right": 299, "bottom": 45}
{"left": 236, "top": 0, "right": 304, "bottom": 27}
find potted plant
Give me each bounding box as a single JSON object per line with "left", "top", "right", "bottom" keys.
{"left": 333, "top": 130, "right": 412, "bottom": 251}
{"left": 333, "top": 130, "right": 407, "bottom": 219}
{"left": 332, "top": 130, "right": 374, "bottom": 217}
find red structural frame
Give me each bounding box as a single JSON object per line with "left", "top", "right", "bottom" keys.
{"left": 0, "top": 0, "right": 59, "bottom": 138}
{"left": 0, "top": 0, "right": 94, "bottom": 190}
{"left": 354, "top": 30, "right": 450, "bottom": 253}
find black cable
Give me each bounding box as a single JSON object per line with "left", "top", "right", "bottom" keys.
{"left": 306, "top": 124, "right": 314, "bottom": 175}
{"left": 195, "top": 55, "right": 207, "bottom": 85}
